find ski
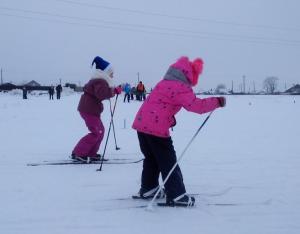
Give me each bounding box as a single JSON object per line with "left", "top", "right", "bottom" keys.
{"left": 132, "top": 195, "right": 149, "bottom": 200}
{"left": 156, "top": 202, "right": 239, "bottom": 207}
{"left": 109, "top": 195, "right": 272, "bottom": 209}
{"left": 99, "top": 202, "right": 236, "bottom": 211}
{"left": 157, "top": 202, "right": 193, "bottom": 207}
{"left": 113, "top": 190, "right": 230, "bottom": 202}
{"left": 131, "top": 195, "right": 167, "bottom": 200}
{"left": 97, "top": 196, "right": 273, "bottom": 211}
{"left": 156, "top": 199, "right": 273, "bottom": 207}
{"left": 27, "top": 158, "right": 143, "bottom": 166}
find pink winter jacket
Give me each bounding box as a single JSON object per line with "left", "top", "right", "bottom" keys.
{"left": 132, "top": 68, "right": 221, "bottom": 138}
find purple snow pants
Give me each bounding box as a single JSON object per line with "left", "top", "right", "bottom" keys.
{"left": 72, "top": 112, "right": 105, "bottom": 157}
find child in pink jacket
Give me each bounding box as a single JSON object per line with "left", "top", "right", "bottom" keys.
{"left": 132, "top": 56, "right": 226, "bottom": 206}
{"left": 72, "top": 56, "right": 122, "bottom": 162}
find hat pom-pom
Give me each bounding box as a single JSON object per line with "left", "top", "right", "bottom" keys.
{"left": 192, "top": 58, "right": 204, "bottom": 75}
{"left": 190, "top": 58, "right": 204, "bottom": 86}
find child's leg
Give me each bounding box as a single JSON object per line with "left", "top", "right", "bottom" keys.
{"left": 72, "top": 112, "right": 103, "bottom": 157}
{"left": 147, "top": 134, "right": 186, "bottom": 200}
{"left": 88, "top": 118, "right": 105, "bottom": 156}
{"left": 137, "top": 132, "right": 160, "bottom": 191}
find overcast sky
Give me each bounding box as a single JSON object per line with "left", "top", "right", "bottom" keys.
{"left": 1, "top": 0, "right": 300, "bottom": 91}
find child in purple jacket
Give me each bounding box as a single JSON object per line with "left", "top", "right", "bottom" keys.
{"left": 132, "top": 56, "right": 226, "bottom": 206}
{"left": 72, "top": 56, "right": 122, "bottom": 162}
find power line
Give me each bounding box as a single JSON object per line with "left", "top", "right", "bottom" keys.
{"left": 56, "top": 0, "right": 300, "bottom": 33}
{"left": 2, "top": 6, "right": 300, "bottom": 44}
{"left": 1, "top": 8, "right": 300, "bottom": 46}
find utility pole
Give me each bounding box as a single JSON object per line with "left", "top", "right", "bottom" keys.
{"left": 137, "top": 72, "right": 140, "bottom": 83}
{"left": 1, "top": 68, "right": 3, "bottom": 84}
{"left": 231, "top": 80, "right": 234, "bottom": 93}
{"left": 243, "top": 75, "right": 246, "bottom": 93}
{"left": 253, "top": 81, "right": 256, "bottom": 93}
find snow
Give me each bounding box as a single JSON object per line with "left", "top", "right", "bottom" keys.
{"left": 0, "top": 92, "right": 299, "bottom": 234}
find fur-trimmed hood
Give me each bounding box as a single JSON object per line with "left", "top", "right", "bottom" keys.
{"left": 90, "top": 68, "right": 114, "bottom": 87}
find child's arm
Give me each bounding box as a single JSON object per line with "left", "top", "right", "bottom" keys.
{"left": 177, "top": 88, "right": 223, "bottom": 114}
{"left": 93, "top": 80, "right": 115, "bottom": 101}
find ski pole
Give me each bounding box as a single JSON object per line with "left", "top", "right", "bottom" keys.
{"left": 110, "top": 99, "right": 120, "bottom": 150}
{"left": 147, "top": 111, "right": 214, "bottom": 209}
{"left": 97, "top": 94, "right": 119, "bottom": 171}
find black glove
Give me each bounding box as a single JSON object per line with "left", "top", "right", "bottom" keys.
{"left": 217, "top": 97, "right": 226, "bottom": 107}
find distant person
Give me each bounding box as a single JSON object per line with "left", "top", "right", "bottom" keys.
{"left": 71, "top": 56, "right": 122, "bottom": 162}
{"left": 130, "top": 86, "right": 136, "bottom": 100}
{"left": 49, "top": 86, "right": 55, "bottom": 100}
{"left": 136, "top": 81, "right": 146, "bottom": 101}
{"left": 142, "top": 87, "right": 146, "bottom": 101}
{"left": 56, "top": 84, "right": 63, "bottom": 99}
{"left": 132, "top": 56, "right": 226, "bottom": 207}
{"left": 123, "top": 83, "right": 131, "bottom": 103}
{"left": 22, "top": 86, "right": 28, "bottom": 99}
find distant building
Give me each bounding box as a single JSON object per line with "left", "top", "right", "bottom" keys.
{"left": 285, "top": 84, "right": 300, "bottom": 94}
{"left": 65, "top": 83, "right": 77, "bottom": 90}
{"left": 65, "top": 83, "right": 83, "bottom": 92}
{"left": 25, "top": 80, "right": 41, "bottom": 87}
{"left": 0, "top": 82, "right": 17, "bottom": 91}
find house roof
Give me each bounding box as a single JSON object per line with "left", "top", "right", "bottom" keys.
{"left": 285, "top": 84, "right": 300, "bottom": 93}
{"left": 0, "top": 83, "right": 17, "bottom": 90}
{"left": 26, "top": 80, "right": 41, "bottom": 86}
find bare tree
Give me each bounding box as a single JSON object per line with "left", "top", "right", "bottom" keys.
{"left": 263, "top": 76, "right": 279, "bottom": 94}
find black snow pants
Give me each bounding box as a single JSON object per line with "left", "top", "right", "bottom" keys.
{"left": 137, "top": 131, "right": 186, "bottom": 199}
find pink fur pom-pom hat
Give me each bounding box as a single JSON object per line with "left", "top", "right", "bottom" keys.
{"left": 170, "top": 56, "right": 204, "bottom": 86}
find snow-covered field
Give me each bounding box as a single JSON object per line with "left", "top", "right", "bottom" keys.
{"left": 0, "top": 92, "right": 299, "bottom": 234}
